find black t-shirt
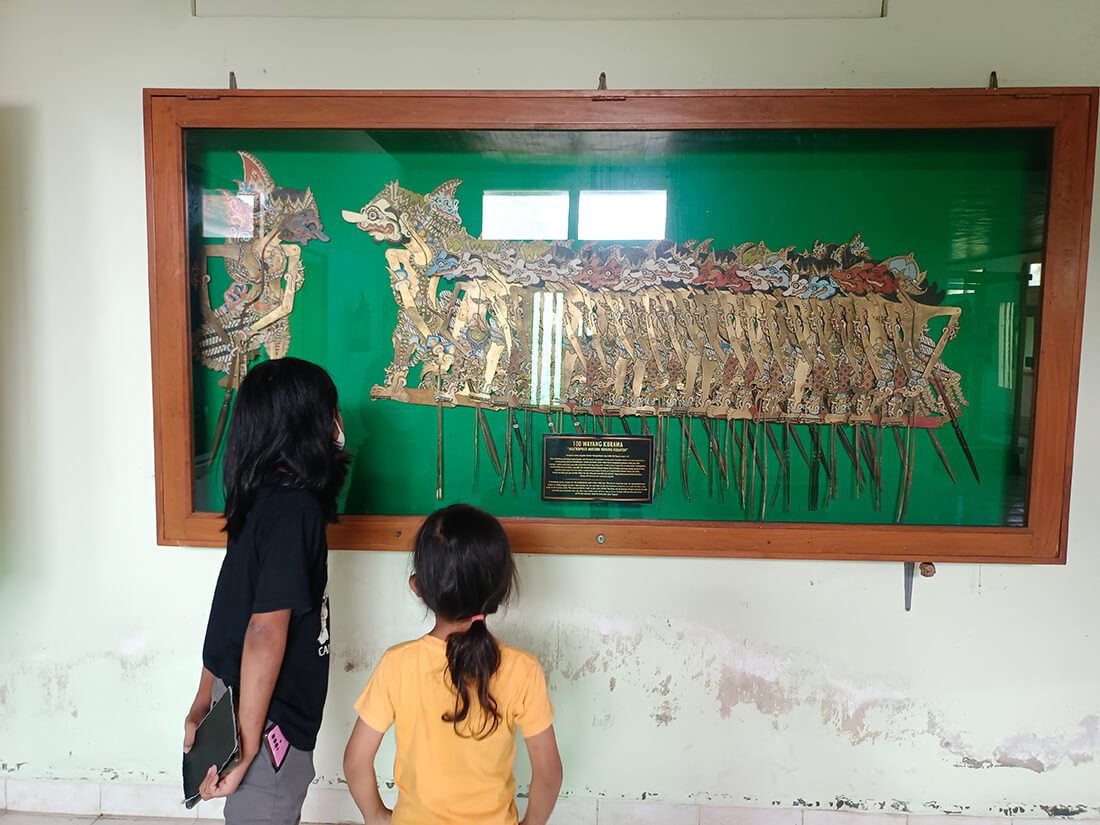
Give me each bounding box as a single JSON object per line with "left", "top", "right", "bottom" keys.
{"left": 202, "top": 486, "right": 331, "bottom": 751}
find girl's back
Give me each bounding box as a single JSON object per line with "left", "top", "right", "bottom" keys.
{"left": 356, "top": 634, "right": 552, "bottom": 824}
{"left": 344, "top": 504, "right": 562, "bottom": 825}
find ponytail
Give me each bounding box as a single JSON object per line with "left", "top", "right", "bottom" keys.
{"left": 412, "top": 504, "right": 517, "bottom": 740}
{"left": 443, "top": 619, "right": 502, "bottom": 738}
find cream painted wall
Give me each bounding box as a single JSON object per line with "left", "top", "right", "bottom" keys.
{"left": 1, "top": 0, "right": 1099, "bottom": 815}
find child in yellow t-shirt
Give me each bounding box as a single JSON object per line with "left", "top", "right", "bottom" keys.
{"left": 344, "top": 504, "right": 563, "bottom": 825}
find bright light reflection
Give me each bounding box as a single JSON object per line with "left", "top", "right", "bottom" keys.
{"left": 1029, "top": 262, "right": 1043, "bottom": 287}
{"left": 578, "top": 190, "right": 667, "bottom": 240}
{"left": 529, "top": 292, "right": 565, "bottom": 406}
{"left": 482, "top": 191, "right": 569, "bottom": 240}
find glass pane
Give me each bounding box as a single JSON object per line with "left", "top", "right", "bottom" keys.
{"left": 185, "top": 128, "right": 1051, "bottom": 526}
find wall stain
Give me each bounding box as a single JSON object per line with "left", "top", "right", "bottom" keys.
{"left": 560, "top": 650, "right": 600, "bottom": 682}
{"left": 834, "top": 796, "right": 865, "bottom": 811}
{"left": 995, "top": 754, "right": 1047, "bottom": 773}
{"left": 114, "top": 652, "right": 153, "bottom": 678}
{"left": 460, "top": 613, "right": 1100, "bottom": 806}
{"left": 40, "top": 667, "right": 71, "bottom": 712}
{"left": 651, "top": 697, "right": 679, "bottom": 727}
{"left": 745, "top": 796, "right": 1096, "bottom": 818}
{"left": 652, "top": 674, "right": 672, "bottom": 697}
{"left": 334, "top": 646, "right": 381, "bottom": 675}
{"left": 717, "top": 666, "right": 794, "bottom": 721}
{"left": 1040, "top": 805, "right": 1088, "bottom": 818}
{"left": 931, "top": 713, "right": 1099, "bottom": 773}
{"left": 819, "top": 692, "right": 912, "bottom": 745}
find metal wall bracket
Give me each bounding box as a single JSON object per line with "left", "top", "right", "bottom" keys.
{"left": 904, "top": 561, "right": 937, "bottom": 611}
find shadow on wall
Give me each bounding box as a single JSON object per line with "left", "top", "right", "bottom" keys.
{"left": 0, "top": 106, "right": 33, "bottom": 581}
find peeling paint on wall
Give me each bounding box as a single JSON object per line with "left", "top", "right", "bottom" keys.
{"left": 690, "top": 794, "right": 1100, "bottom": 818}
{"left": 1040, "top": 805, "right": 1089, "bottom": 818}
{"left": 717, "top": 666, "right": 794, "bottom": 722}
{"left": 498, "top": 611, "right": 1100, "bottom": 786}
{"left": 930, "top": 714, "right": 1099, "bottom": 773}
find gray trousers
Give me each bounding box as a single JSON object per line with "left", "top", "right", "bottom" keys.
{"left": 212, "top": 679, "right": 316, "bottom": 825}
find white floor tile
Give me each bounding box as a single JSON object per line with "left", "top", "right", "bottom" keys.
{"left": 5, "top": 782, "right": 99, "bottom": 817}
{"left": 0, "top": 815, "right": 98, "bottom": 825}
{"left": 700, "top": 806, "right": 803, "bottom": 825}
{"left": 804, "top": 811, "right": 905, "bottom": 825}
{"left": 100, "top": 784, "right": 196, "bottom": 820}
{"left": 598, "top": 800, "right": 699, "bottom": 825}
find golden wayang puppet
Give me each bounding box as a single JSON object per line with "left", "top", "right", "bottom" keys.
{"left": 344, "top": 180, "right": 975, "bottom": 517}
{"left": 193, "top": 151, "right": 329, "bottom": 468}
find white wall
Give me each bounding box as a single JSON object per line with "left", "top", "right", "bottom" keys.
{"left": 1, "top": 0, "right": 1099, "bottom": 817}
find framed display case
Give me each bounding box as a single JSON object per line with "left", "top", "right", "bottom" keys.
{"left": 145, "top": 87, "right": 1096, "bottom": 561}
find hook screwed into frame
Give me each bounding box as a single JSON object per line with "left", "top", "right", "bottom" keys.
{"left": 592, "top": 72, "right": 625, "bottom": 102}
{"left": 229, "top": 71, "right": 238, "bottom": 90}
{"left": 988, "top": 70, "right": 998, "bottom": 90}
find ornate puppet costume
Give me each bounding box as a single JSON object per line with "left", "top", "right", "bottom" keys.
{"left": 344, "top": 180, "right": 974, "bottom": 515}
{"left": 193, "top": 151, "right": 329, "bottom": 467}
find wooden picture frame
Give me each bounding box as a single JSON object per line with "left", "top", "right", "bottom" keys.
{"left": 145, "top": 87, "right": 1096, "bottom": 562}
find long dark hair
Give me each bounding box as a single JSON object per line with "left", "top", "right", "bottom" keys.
{"left": 222, "top": 357, "right": 349, "bottom": 538}
{"left": 413, "top": 504, "right": 517, "bottom": 739}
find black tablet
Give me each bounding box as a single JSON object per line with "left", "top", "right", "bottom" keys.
{"left": 182, "top": 686, "right": 240, "bottom": 809}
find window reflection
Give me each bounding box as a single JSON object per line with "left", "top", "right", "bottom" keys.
{"left": 578, "top": 190, "right": 667, "bottom": 240}
{"left": 481, "top": 191, "right": 569, "bottom": 240}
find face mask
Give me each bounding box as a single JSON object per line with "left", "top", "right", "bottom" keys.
{"left": 334, "top": 421, "right": 346, "bottom": 450}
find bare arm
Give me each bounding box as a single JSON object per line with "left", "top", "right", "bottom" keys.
{"left": 344, "top": 720, "right": 392, "bottom": 825}
{"left": 521, "top": 725, "right": 563, "bottom": 825}
{"left": 183, "top": 667, "right": 216, "bottom": 753}
{"left": 199, "top": 609, "right": 291, "bottom": 800}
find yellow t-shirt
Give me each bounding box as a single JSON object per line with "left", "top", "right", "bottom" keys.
{"left": 355, "top": 634, "right": 554, "bottom": 825}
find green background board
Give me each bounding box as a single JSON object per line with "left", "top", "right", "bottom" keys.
{"left": 185, "top": 128, "right": 1051, "bottom": 526}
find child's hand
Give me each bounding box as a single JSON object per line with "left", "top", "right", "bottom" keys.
{"left": 198, "top": 755, "right": 253, "bottom": 801}
{"left": 363, "top": 810, "right": 392, "bottom": 825}
{"left": 183, "top": 702, "right": 210, "bottom": 753}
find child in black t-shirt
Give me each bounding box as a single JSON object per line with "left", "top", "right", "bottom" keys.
{"left": 183, "top": 358, "right": 349, "bottom": 825}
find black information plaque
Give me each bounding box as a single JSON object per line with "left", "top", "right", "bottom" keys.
{"left": 541, "top": 434, "right": 655, "bottom": 503}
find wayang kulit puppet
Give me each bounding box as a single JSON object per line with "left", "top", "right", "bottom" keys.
{"left": 343, "top": 180, "right": 976, "bottom": 518}
{"left": 193, "top": 151, "right": 329, "bottom": 470}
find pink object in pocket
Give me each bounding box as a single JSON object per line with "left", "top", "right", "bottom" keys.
{"left": 264, "top": 724, "right": 290, "bottom": 772}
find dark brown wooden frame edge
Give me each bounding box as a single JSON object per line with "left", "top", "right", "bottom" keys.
{"left": 145, "top": 87, "right": 1098, "bottom": 562}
